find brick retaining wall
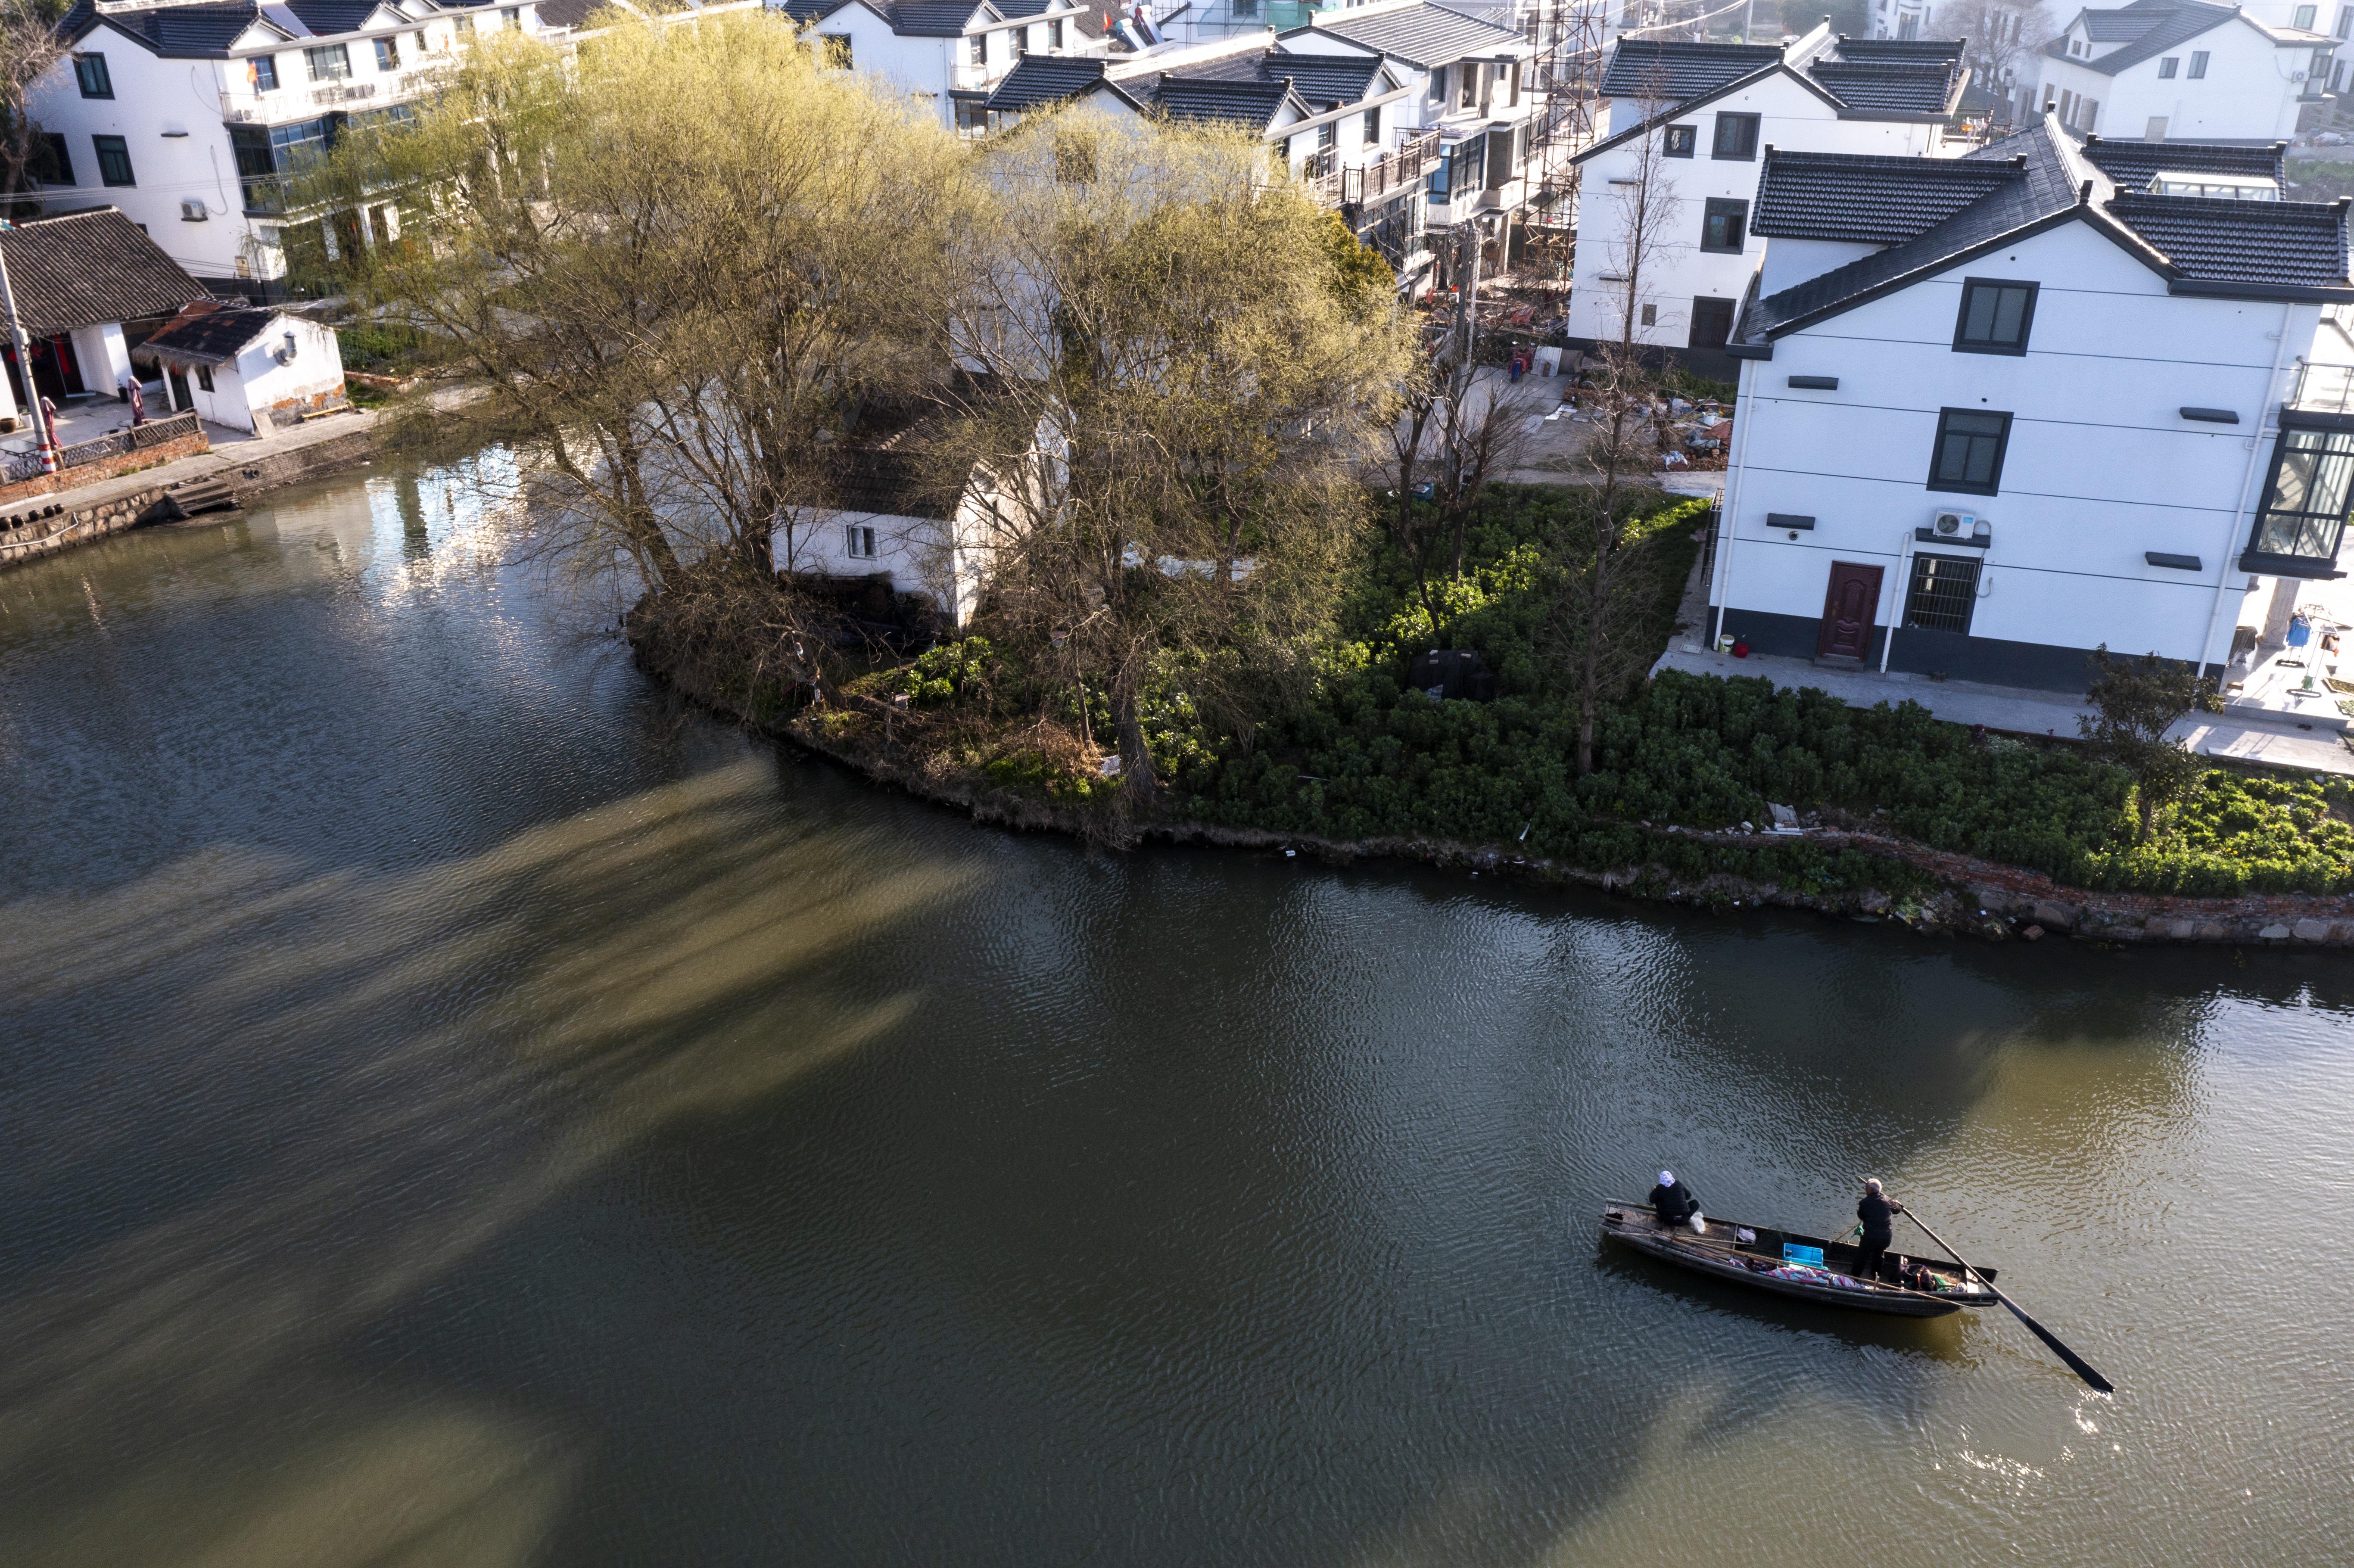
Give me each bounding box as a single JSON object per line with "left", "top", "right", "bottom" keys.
{"left": 0, "top": 430, "right": 208, "bottom": 509}
{"left": 0, "top": 483, "right": 186, "bottom": 569}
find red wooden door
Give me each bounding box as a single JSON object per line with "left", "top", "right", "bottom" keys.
{"left": 1816, "top": 561, "right": 1883, "bottom": 660}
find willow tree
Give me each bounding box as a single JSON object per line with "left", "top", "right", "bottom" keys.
{"left": 938, "top": 114, "right": 1415, "bottom": 811}
{"left": 305, "top": 12, "right": 973, "bottom": 597}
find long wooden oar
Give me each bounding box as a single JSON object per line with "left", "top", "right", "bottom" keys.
{"left": 1903, "top": 1208, "right": 2114, "bottom": 1394}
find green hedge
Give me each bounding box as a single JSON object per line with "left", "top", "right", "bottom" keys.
{"left": 1158, "top": 486, "right": 2354, "bottom": 897}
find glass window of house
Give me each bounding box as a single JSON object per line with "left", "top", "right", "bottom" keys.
{"left": 1712, "top": 112, "right": 1759, "bottom": 159}
{"left": 375, "top": 37, "right": 400, "bottom": 71}
{"left": 2188, "top": 50, "right": 2208, "bottom": 76}
{"left": 252, "top": 54, "right": 279, "bottom": 90}
{"left": 2295, "top": 4, "right": 2317, "bottom": 27}
{"left": 2249, "top": 426, "right": 2354, "bottom": 566}
{"left": 1663, "top": 124, "right": 1696, "bottom": 156}
{"left": 1049, "top": 17, "right": 1063, "bottom": 46}
{"left": 1700, "top": 198, "right": 1747, "bottom": 252}
{"left": 1363, "top": 104, "right": 1380, "bottom": 144}
{"left": 2158, "top": 56, "right": 2177, "bottom": 77}
{"left": 821, "top": 34, "right": 851, "bottom": 68}
{"left": 1903, "top": 554, "right": 1983, "bottom": 633}
{"left": 74, "top": 53, "right": 112, "bottom": 98}
{"left": 1927, "top": 408, "right": 2012, "bottom": 495}
{"left": 306, "top": 44, "right": 351, "bottom": 81}
{"left": 1429, "top": 65, "right": 1446, "bottom": 101}
{"left": 971, "top": 32, "right": 986, "bottom": 65}
{"left": 1953, "top": 279, "right": 2038, "bottom": 354}
{"left": 92, "top": 134, "right": 134, "bottom": 187}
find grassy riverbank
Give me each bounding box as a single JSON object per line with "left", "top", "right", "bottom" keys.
{"left": 651, "top": 482, "right": 2354, "bottom": 906}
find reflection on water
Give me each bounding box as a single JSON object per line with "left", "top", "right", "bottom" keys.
{"left": 1, "top": 462, "right": 2351, "bottom": 1567}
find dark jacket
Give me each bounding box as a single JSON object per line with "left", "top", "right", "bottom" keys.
{"left": 1857, "top": 1193, "right": 1898, "bottom": 1246}
{"left": 1650, "top": 1179, "right": 1698, "bottom": 1224}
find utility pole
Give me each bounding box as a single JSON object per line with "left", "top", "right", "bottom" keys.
{"left": 0, "top": 221, "right": 57, "bottom": 473}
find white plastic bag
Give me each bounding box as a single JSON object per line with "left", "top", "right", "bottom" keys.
{"left": 1688, "top": 1210, "right": 1707, "bottom": 1234}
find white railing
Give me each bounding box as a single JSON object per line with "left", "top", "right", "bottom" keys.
{"left": 312, "top": 81, "right": 377, "bottom": 105}
{"left": 2291, "top": 361, "right": 2354, "bottom": 415}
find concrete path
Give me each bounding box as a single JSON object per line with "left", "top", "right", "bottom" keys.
{"left": 16, "top": 404, "right": 382, "bottom": 519}
{"left": 1652, "top": 640, "right": 2354, "bottom": 776}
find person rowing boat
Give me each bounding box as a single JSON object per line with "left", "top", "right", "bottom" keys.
{"left": 1649, "top": 1170, "right": 1705, "bottom": 1234}
{"left": 1856, "top": 1177, "right": 1905, "bottom": 1283}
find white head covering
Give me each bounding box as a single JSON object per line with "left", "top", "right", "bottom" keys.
{"left": 1658, "top": 1170, "right": 1675, "bottom": 1187}
{"left": 1865, "top": 1177, "right": 1883, "bottom": 1193}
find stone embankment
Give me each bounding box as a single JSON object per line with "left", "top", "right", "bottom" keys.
{"left": 0, "top": 417, "right": 378, "bottom": 572}
{"left": 630, "top": 632, "right": 2354, "bottom": 952}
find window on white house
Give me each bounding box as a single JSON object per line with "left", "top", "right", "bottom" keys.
{"left": 1903, "top": 554, "right": 1982, "bottom": 633}
{"left": 1459, "top": 64, "right": 1478, "bottom": 108}
{"left": 252, "top": 54, "right": 279, "bottom": 90}
{"left": 1429, "top": 65, "right": 1446, "bottom": 102}
{"left": 2296, "top": 3, "right": 2318, "bottom": 28}
{"left": 956, "top": 100, "right": 987, "bottom": 137}
{"left": 1663, "top": 123, "right": 1696, "bottom": 156}
{"left": 1363, "top": 104, "right": 1380, "bottom": 144}
{"left": 2248, "top": 425, "right": 2354, "bottom": 569}
{"left": 1640, "top": 302, "right": 1657, "bottom": 326}
{"left": 1700, "top": 197, "right": 1747, "bottom": 252}
{"left": 40, "top": 132, "right": 70, "bottom": 184}
{"left": 2340, "top": 4, "right": 2353, "bottom": 37}
{"left": 306, "top": 44, "right": 351, "bottom": 82}
{"left": 375, "top": 37, "right": 399, "bottom": 71}
{"left": 74, "top": 53, "right": 112, "bottom": 98}
{"left": 2158, "top": 55, "right": 2178, "bottom": 77}
{"left": 1319, "top": 119, "right": 1336, "bottom": 151}
{"left": 1712, "top": 112, "right": 1759, "bottom": 159}
{"left": 196, "top": 365, "right": 215, "bottom": 392}
{"left": 1049, "top": 17, "right": 1063, "bottom": 46}
{"left": 2189, "top": 50, "right": 2208, "bottom": 77}
{"left": 846, "top": 524, "right": 878, "bottom": 559}
{"left": 1014, "top": 25, "right": 1028, "bottom": 56}
{"left": 1927, "top": 408, "right": 2011, "bottom": 495}
{"left": 501, "top": 6, "right": 520, "bottom": 25}
{"left": 970, "top": 32, "right": 987, "bottom": 65}
{"left": 821, "top": 34, "right": 851, "bottom": 68}
{"left": 1953, "top": 278, "right": 2037, "bottom": 354}
{"left": 93, "top": 134, "right": 134, "bottom": 186}
{"left": 2079, "top": 97, "right": 2098, "bottom": 130}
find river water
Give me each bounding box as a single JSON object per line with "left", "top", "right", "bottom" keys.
{"left": 2, "top": 458, "right": 2351, "bottom": 1568}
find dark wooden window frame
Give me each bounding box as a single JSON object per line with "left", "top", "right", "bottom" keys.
{"left": 74, "top": 52, "right": 113, "bottom": 99}
{"left": 1926, "top": 407, "right": 2012, "bottom": 495}
{"left": 1699, "top": 197, "right": 1747, "bottom": 254}
{"left": 1952, "top": 277, "right": 2039, "bottom": 356}
{"left": 1711, "top": 111, "right": 1759, "bottom": 160}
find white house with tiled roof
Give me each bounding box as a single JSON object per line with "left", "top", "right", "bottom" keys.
{"left": 778, "top": 0, "right": 1113, "bottom": 135}
{"left": 1706, "top": 116, "right": 2354, "bottom": 703}
{"left": 1564, "top": 25, "right": 1970, "bottom": 370}
{"left": 2021, "top": 0, "right": 2337, "bottom": 140}
{"left": 30, "top": 0, "right": 560, "bottom": 299}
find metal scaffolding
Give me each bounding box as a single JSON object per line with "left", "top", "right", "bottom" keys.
{"left": 1514, "top": 0, "right": 1608, "bottom": 283}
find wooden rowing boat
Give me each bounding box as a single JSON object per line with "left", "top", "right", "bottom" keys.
{"left": 1601, "top": 1204, "right": 2000, "bottom": 1318}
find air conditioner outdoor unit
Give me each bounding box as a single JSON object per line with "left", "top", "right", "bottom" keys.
{"left": 179, "top": 199, "right": 206, "bottom": 222}
{"left": 1932, "top": 510, "right": 1975, "bottom": 537}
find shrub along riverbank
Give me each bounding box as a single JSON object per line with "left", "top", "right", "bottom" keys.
{"left": 646, "top": 482, "right": 2354, "bottom": 914}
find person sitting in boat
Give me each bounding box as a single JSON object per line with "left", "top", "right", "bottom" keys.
{"left": 1899, "top": 1258, "right": 1945, "bottom": 1293}
{"left": 1650, "top": 1170, "right": 1705, "bottom": 1234}
{"left": 1857, "top": 1178, "right": 1904, "bottom": 1282}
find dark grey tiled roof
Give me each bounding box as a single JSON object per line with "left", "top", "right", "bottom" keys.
{"left": 81, "top": 1, "right": 266, "bottom": 58}
{"left": 1751, "top": 149, "right": 2026, "bottom": 243}
{"left": 536, "top": 0, "right": 619, "bottom": 26}
{"left": 1289, "top": 2, "right": 1525, "bottom": 70}
{"left": 2080, "top": 7, "right": 2162, "bottom": 40}
{"left": 1598, "top": 38, "right": 1778, "bottom": 100}
{"left": 0, "top": 207, "right": 208, "bottom": 336}
{"left": 884, "top": 0, "right": 989, "bottom": 36}
{"left": 2045, "top": 0, "right": 2239, "bottom": 76}
{"left": 985, "top": 53, "right": 1111, "bottom": 110}
{"left": 776, "top": 0, "right": 846, "bottom": 20}
{"left": 2079, "top": 135, "right": 2285, "bottom": 187}
{"left": 1806, "top": 58, "right": 1965, "bottom": 115}
{"left": 2109, "top": 193, "right": 2353, "bottom": 291}
{"left": 284, "top": 0, "right": 385, "bottom": 33}
{"left": 141, "top": 301, "right": 286, "bottom": 365}
{"left": 1269, "top": 52, "right": 1383, "bottom": 108}
{"left": 1735, "top": 116, "right": 2352, "bottom": 348}
{"left": 1146, "top": 72, "right": 1296, "bottom": 130}
{"left": 1832, "top": 36, "right": 1963, "bottom": 62}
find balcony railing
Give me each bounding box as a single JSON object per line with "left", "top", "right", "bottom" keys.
{"left": 313, "top": 81, "right": 376, "bottom": 105}
{"left": 0, "top": 410, "right": 202, "bottom": 485}
{"left": 2290, "top": 360, "right": 2354, "bottom": 415}
{"left": 1305, "top": 129, "right": 1440, "bottom": 211}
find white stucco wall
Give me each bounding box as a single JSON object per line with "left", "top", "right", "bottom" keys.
{"left": 2025, "top": 16, "right": 2326, "bottom": 141}
{"left": 1567, "top": 70, "right": 1950, "bottom": 353}
{"left": 1715, "top": 218, "right": 2318, "bottom": 672}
